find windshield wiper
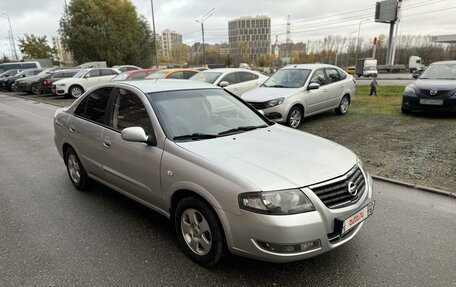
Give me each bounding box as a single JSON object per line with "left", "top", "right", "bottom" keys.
{"left": 173, "top": 133, "right": 219, "bottom": 141}
{"left": 218, "top": 125, "right": 268, "bottom": 136}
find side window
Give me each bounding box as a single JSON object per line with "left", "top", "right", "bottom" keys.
{"left": 52, "top": 72, "right": 64, "bottom": 79}
{"left": 338, "top": 69, "right": 348, "bottom": 80}
{"left": 75, "top": 87, "right": 112, "bottom": 124}
{"left": 167, "top": 72, "right": 184, "bottom": 79}
{"left": 110, "top": 88, "right": 152, "bottom": 135}
{"left": 310, "top": 69, "right": 328, "bottom": 86}
{"left": 238, "top": 72, "right": 258, "bottom": 82}
{"left": 101, "top": 69, "right": 117, "bottom": 76}
{"left": 126, "top": 67, "right": 138, "bottom": 71}
{"left": 325, "top": 68, "right": 341, "bottom": 83}
{"left": 131, "top": 71, "right": 146, "bottom": 80}
{"left": 88, "top": 69, "right": 100, "bottom": 78}
{"left": 183, "top": 71, "right": 198, "bottom": 79}
{"left": 221, "top": 72, "right": 237, "bottom": 85}
{"left": 65, "top": 71, "right": 78, "bottom": 77}
{"left": 33, "top": 70, "right": 42, "bottom": 75}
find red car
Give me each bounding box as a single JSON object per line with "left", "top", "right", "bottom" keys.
{"left": 111, "top": 69, "right": 160, "bottom": 81}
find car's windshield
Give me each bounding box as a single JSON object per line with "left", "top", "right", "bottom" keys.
{"left": 148, "top": 89, "right": 269, "bottom": 141}
{"left": 190, "top": 72, "right": 223, "bottom": 84}
{"left": 262, "top": 69, "right": 311, "bottom": 88}
{"left": 0, "top": 70, "right": 18, "bottom": 77}
{"left": 146, "top": 70, "right": 168, "bottom": 79}
{"left": 73, "top": 69, "right": 88, "bottom": 78}
{"left": 111, "top": 73, "right": 129, "bottom": 81}
{"left": 419, "top": 64, "right": 456, "bottom": 80}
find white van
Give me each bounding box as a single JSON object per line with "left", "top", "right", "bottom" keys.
{"left": 0, "top": 61, "right": 41, "bottom": 73}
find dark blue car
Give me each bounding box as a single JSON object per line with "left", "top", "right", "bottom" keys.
{"left": 402, "top": 61, "right": 456, "bottom": 114}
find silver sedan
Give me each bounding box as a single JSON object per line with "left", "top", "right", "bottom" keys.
{"left": 54, "top": 79, "right": 374, "bottom": 266}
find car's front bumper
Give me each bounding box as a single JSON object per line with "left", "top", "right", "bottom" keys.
{"left": 54, "top": 85, "right": 68, "bottom": 96}
{"left": 224, "top": 173, "right": 374, "bottom": 263}
{"left": 402, "top": 94, "right": 456, "bottom": 113}
{"left": 248, "top": 103, "right": 288, "bottom": 124}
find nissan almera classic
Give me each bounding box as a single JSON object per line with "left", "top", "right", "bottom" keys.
{"left": 54, "top": 79, "right": 375, "bottom": 267}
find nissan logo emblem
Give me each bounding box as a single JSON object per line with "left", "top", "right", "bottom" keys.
{"left": 348, "top": 181, "right": 358, "bottom": 196}
{"left": 430, "top": 89, "right": 438, "bottom": 96}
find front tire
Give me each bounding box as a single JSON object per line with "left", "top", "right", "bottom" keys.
{"left": 31, "top": 84, "right": 41, "bottom": 95}
{"left": 401, "top": 106, "right": 411, "bottom": 114}
{"left": 286, "top": 105, "right": 303, "bottom": 129}
{"left": 335, "top": 95, "right": 350, "bottom": 115}
{"left": 65, "top": 147, "right": 90, "bottom": 190}
{"left": 174, "top": 197, "right": 225, "bottom": 267}
{"left": 69, "top": 85, "right": 84, "bottom": 99}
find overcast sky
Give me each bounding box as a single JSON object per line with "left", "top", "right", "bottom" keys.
{"left": 1, "top": 0, "right": 455, "bottom": 59}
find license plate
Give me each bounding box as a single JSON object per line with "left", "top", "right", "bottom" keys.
{"left": 420, "top": 99, "right": 443, "bottom": 105}
{"left": 341, "top": 201, "right": 375, "bottom": 236}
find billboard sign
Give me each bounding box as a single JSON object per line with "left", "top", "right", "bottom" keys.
{"left": 375, "top": 0, "right": 398, "bottom": 23}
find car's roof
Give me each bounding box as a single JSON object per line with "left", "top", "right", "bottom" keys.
{"left": 115, "top": 79, "right": 219, "bottom": 93}
{"left": 162, "top": 68, "right": 200, "bottom": 73}
{"left": 202, "top": 68, "right": 257, "bottom": 73}
{"left": 124, "top": 68, "right": 160, "bottom": 74}
{"left": 282, "top": 63, "right": 340, "bottom": 69}
{"left": 429, "top": 60, "right": 456, "bottom": 65}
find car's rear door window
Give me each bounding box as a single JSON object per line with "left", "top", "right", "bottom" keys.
{"left": 310, "top": 69, "right": 328, "bottom": 86}
{"left": 238, "top": 72, "right": 258, "bottom": 82}
{"left": 74, "top": 87, "right": 113, "bottom": 125}
{"left": 131, "top": 71, "right": 146, "bottom": 80}
{"left": 221, "top": 72, "right": 238, "bottom": 85}
{"left": 325, "top": 68, "right": 341, "bottom": 83}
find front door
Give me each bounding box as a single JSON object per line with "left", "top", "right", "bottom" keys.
{"left": 100, "top": 87, "right": 163, "bottom": 206}
{"left": 306, "top": 68, "right": 331, "bottom": 114}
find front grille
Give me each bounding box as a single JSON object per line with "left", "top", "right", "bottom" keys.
{"left": 247, "top": 101, "right": 267, "bottom": 110}
{"left": 310, "top": 166, "right": 366, "bottom": 209}
{"left": 419, "top": 89, "right": 450, "bottom": 97}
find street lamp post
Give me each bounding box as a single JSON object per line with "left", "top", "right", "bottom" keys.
{"left": 347, "top": 30, "right": 357, "bottom": 66}
{"left": 0, "top": 12, "right": 18, "bottom": 61}
{"left": 150, "top": 0, "right": 159, "bottom": 68}
{"left": 355, "top": 18, "right": 370, "bottom": 62}
{"left": 196, "top": 8, "right": 214, "bottom": 67}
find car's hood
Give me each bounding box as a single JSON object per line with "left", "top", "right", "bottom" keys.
{"left": 241, "top": 87, "right": 301, "bottom": 102}
{"left": 413, "top": 79, "right": 456, "bottom": 90}
{"left": 177, "top": 124, "right": 357, "bottom": 191}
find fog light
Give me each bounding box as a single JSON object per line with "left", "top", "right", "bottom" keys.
{"left": 255, "top": 239, "right": 321, "bottom": 254}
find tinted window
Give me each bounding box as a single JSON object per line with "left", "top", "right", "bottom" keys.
{"left": 110, "top": 89, "right": 152, "bottom": 134}
{"left": 325, "top": 68, "right": 341, "bottom": 83}
{"left": 131, "top": 71, "right": 146, "bottom": 79}
{"left": 221, "top": 73, "right": 238, "bottom": 85}
{"left": 88, "top": 69, "right": 100, "bottom": 77}
{"left": 183, "top": 71, "right": 198, "bottom": 79}
{"left": 310, "top": 69, "right": 328, "bottom": 86}
{"left": 52, "top": 72, "right": 65, "bottom": 79}
{"left": 238, "top": 72, "right": 258, "bottom": 82}
{"left": 65, "top": 71, "right": 79, "bottom": 77}
{"left": 74, "top": 87, "right": 113, "bottom": 124}
{"left": 101, "top": 69, "right": 117, "bottom": 76}
{"left": 338, "top": 69, "right": 348, "bottom": 80}
{"left": 126, "top": 66, "right": 139, "bottom": 71}
{"left": 168, "top": 72, "right": 184, "bottom": 79}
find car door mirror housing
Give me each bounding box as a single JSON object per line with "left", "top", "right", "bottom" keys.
{"left": 219, "top": 81, "right": 229, "bottom": 88}
{"left": 121, "top": 127, "right": 148, "bottom": 143}
{"left": 308, "top": 83, "right": 320, "bottom": 90}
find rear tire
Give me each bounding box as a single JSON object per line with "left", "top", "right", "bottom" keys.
{"left": 335, "top": 95, "right": 350, "bottom": 115}
{"left": 31, "top": 84, "right": 41, "bottom": 95}
{"left": 286, "top": 105, "right": 303, "bottom": 129}
{"left": 65, "top": 147, "right": 90, "bottom": 190}
{"left": 174, "top": 197, "right": 225, "bottom": 267}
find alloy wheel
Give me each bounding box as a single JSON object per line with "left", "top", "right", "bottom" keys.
{"left": 67, "top": 154, "right": 81, "bottom": 184}
{"left": 180, "top": 208, "right": 212, "bottom": 256}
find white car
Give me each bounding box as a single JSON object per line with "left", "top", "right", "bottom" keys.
{"left": 189, "top": 68, "right": 268, "bottom": 97}
{"left": 242, "top": 64, "right": 356, "bottom": 128}
{"left": 53, "top": 68, "right": 119, "bottom": 98}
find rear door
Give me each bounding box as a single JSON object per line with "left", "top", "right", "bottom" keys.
{"left": 234, "top": 71, "right": 261, "bottom": 95}
{"left": 100, "top": 87, "right": 163, "bottom": 206}
{"left": 324, "top": 68, "right": 344, "bottom": 107}
{"left": 66, "top": 87, "right": 113, "bottom": 178}
{"left": 220, "top": 72, "right": 241, "bottom": 96}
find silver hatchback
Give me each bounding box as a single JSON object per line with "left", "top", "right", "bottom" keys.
{"left": 242, "top": 64, "right": 356, "bottom": 128}
{"left": 54, "top": 79, "right": 374, "bottom": 266}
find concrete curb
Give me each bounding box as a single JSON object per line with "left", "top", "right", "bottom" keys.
{"left": 372, "top": 175, "right": 456, "bottom": 198}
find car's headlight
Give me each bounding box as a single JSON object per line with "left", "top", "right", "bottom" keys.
{"left": 58, "top": 83, "right": 66, "bottom": 87}
{"left": 239, "top": 189, "right": 315, "bottom": 215}
{"left": 265, "top": 97, "right": 284, "bottom": 108}
{"left": 404, "top": 86, "right": 415, "bottom": 96}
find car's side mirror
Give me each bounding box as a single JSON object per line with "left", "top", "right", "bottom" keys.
{"left": 308, "top": 83, "right": 320, "bottom": 90}
{"left": 219, "top": 81, "right": 229, "bottom": 88}
{"left": 121, "top": 127, "right": 157, "bottom": 146}
{"left": 412, "top": 74, "right": 418, "bottom": 79}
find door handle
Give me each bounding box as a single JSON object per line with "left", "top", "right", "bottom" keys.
{"left": 69, "top": 125, "right": 76, "bottom": 133}
{"left": 323, "top": 89, "right": 328, "bottom": 92}
{"left": 341, "top": 84, "right": 345, "bottom": 88}
{"left": 102, "top": 139, "right": 111, "bottom": 148}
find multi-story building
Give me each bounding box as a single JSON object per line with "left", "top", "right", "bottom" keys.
{"left": 161, "top": 29, "right": 183, "bottom": 59}
{"left": 52, "top": 36, "right": 75, "bottom": 66}
{"left": 228, "top": 16, "right": 271, "bottom": 63}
